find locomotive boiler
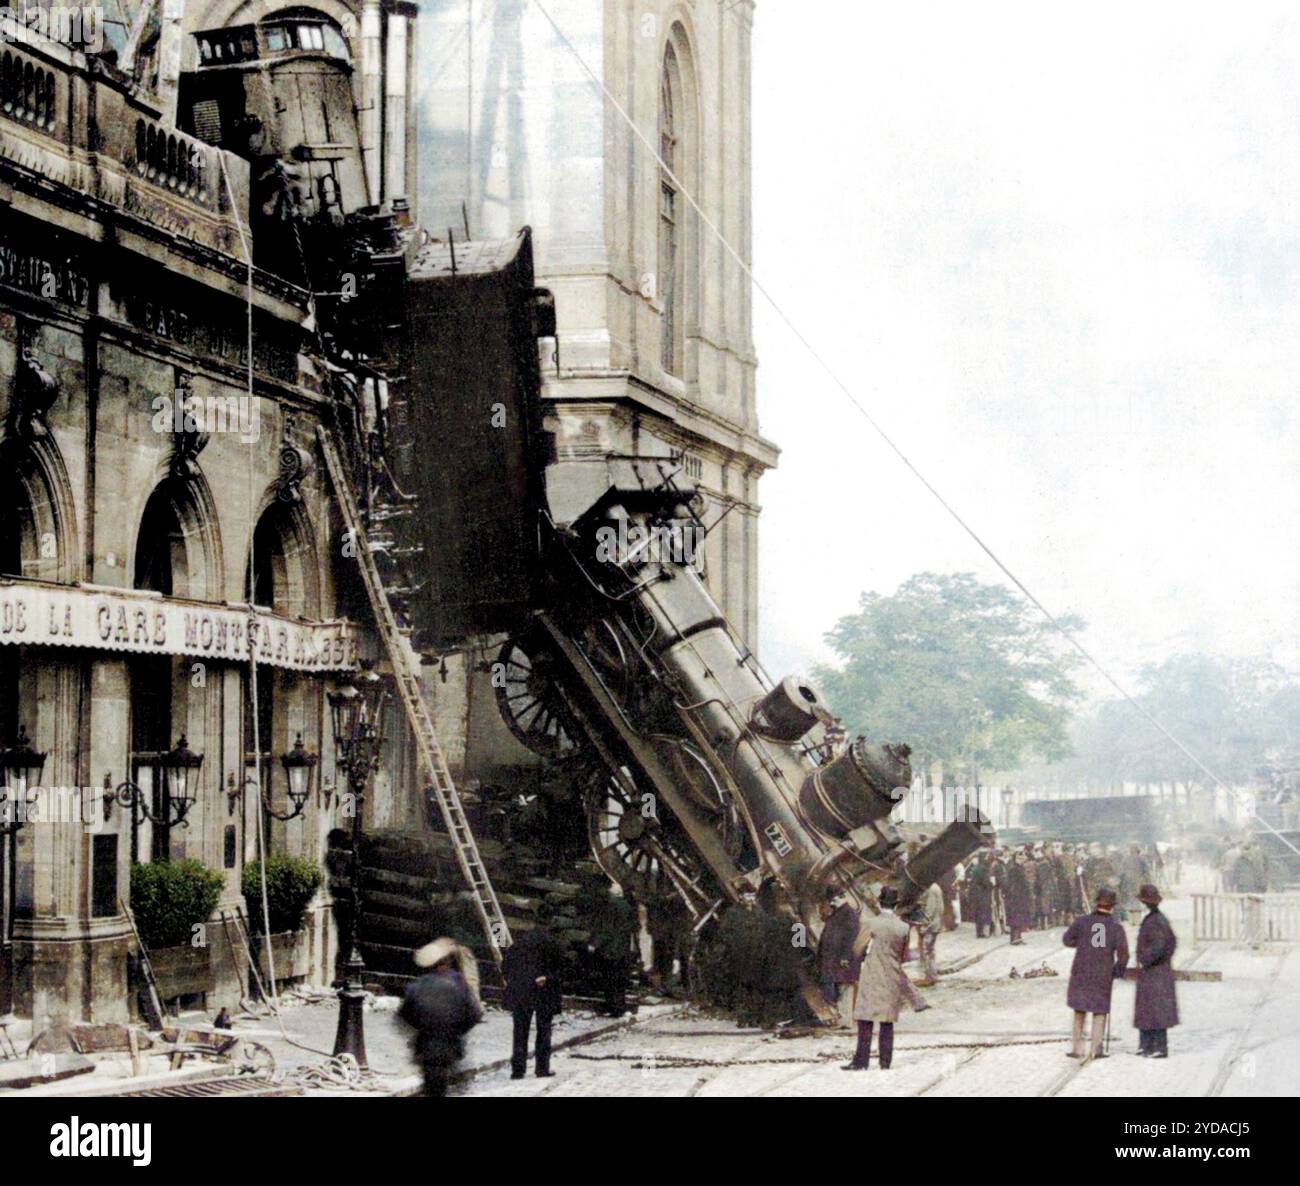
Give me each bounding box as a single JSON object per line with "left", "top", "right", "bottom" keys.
{"left": 483, "top": 453, "right": 992, "bottom": 951}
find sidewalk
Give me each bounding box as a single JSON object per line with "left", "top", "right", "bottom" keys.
{"left": 225, "top": 994, "right": 680, "bottom": 1097}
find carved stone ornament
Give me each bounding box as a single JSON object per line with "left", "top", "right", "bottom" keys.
{"left": 6, "top": 324, "right": 59, "bottom": 442}
{"left": 170, "top": 369, "right": 210, "bottom": 479}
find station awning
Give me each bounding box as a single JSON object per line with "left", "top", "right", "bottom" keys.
{"left": 0, "top": 580, "right": 357, "bottom": 672}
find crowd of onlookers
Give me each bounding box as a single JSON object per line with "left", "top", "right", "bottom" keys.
{"left": 933, "top": 838, "right": 1176, "bottom": 944}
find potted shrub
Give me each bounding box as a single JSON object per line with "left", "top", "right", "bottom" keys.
{"left": 242, "top": 855, "right": 324, "bottom": 981}
{"left": 129, "top": 859, "right": 225, "bottom": 1000}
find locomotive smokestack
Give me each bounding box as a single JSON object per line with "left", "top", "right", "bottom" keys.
{"left": 896, "top": 817, "right": 991, "bottom": 906}
{"left": 798, "top": 739, "right": 912, "bottom": 839}
{"left": 751, "top": 676, "right": 833, "bottom": 742}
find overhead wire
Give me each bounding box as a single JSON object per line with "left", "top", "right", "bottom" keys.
{"left": 527, "top": 0, "right": 1300, "bottom": 863}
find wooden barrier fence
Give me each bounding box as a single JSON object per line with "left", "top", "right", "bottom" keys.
{"left": 1192, "top": 893, "right": 1300, "bottom": 942}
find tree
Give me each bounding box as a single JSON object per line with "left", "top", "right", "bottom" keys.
{"left": 815, "top": 572, "right": 1085, "bottom": 784}
{"left": 1069, "top": 654, "right": 1295, "bottom": 793}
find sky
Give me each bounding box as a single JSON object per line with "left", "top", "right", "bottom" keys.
{"left": 749, "top": 0, "right": 1300, "bottom": 699}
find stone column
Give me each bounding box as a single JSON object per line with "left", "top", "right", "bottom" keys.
{"left": 359, "top": 0, "right": 384, "bottom": 205}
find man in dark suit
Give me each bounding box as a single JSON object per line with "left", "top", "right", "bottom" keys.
{"left": 969, "top": 853, "right": 994, "bottom": 938}
{"left": 1005, "top": 851, "right": 1033, "bottom": 945}
{"left": 1062, "top": 887, "right": 1129, "bottom": 1060}
{"left": 1133, "top": 884, "right": 1178, "bottom": 1058}
{"left": 817, "top": 897, "right": 863, "bottom": 1024}
{"left": 503, "top": 902, "right": 565, "bottom": 1079}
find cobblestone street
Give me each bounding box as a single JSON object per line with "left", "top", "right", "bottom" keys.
{"left": 453, "top": 874, "right": 1299, "bottom": 1098}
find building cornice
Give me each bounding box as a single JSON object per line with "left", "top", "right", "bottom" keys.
{"left": 542, "top": 370, "right": 780, "bottom": 471}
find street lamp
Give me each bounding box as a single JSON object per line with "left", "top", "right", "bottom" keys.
{"left": 1001, "top": 786, "right": 1015, "bottom": 829}
{"left": 327, "top": 663, "right": 388, "bottom": 1067}
{"left": 226, "top": 734, "right": 320, "bottom": 821}
{"left": 109, "top": 736, "right": 204, "bottom": 861}
{"left": 279, "top": 734, "right": 319, "bottom": 818}
{"left": 0, "top": 725, "right": 47, "bottom": 835}
{"left": 161, "top": 735, "right": 204, "bottom": 817}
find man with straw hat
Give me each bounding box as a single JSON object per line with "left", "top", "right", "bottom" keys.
{"left": 1133, "top": 884, "right": 1178, "bottom": 1058}
{"left": 400, "top": 938, "right": 483, "bottom": 1096}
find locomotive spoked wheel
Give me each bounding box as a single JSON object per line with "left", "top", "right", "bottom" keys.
{"left": 653, "top": 736, "right": 745, "bottom": 861}
{"left": 585, "top": 765, "right": 700, "bottom": 902}
{"left": 576, "top": 617, "right": 632, "bottom": 704}
{"left": 495, "top": 633, "right": 577, "bottom": 760}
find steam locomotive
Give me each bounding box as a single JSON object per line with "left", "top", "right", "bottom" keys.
{"left": 481, "top": 455, "right": 991, "bottom": 939}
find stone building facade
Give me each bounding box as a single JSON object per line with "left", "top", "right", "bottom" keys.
{"left": 415, "top": 0, "right": 776, "bottom": 782}
{"left": 0, "top": 2, "right": 425, "bottom": 1024}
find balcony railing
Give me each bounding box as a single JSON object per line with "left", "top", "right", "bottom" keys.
{"left": 133, "top": 118, "right": 214, "bottom": 205}
{"left": 0, "top": 47, "right": 59, "bottom": 131}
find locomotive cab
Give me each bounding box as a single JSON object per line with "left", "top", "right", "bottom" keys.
{"left": 178, "top": 8, "right": 370, "bottom": 276}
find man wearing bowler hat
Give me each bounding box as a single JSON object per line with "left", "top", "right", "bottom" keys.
{"left": 1133, "top": 884, "right": 1178, "bottom": 1058}
{"left": 1062, "top": 886, "right": 1129, "bottom": 1059}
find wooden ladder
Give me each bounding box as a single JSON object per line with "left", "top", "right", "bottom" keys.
{"left": 317, "top": 426, "right": 512, "bottom": 964}
{"left": 120, "top": 898, "right": 165, "bottom": 1030}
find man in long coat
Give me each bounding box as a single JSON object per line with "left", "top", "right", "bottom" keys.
{"left": 936, "top": 866, "right": 958, "bottom": 931}
{"left": 1133, "top": 884, "right": 1177, "bottom": 1058}
{"left": 1034, "top": 848, "right": 1054, "bottom": 928}
{"left": 1051, "top": 847, "right": 1072, "bottom": 927}
{"left": 400, "top": 938, "right": 483, "bottom": 1097}
{"left": 1022, "top": 849, "right": 1039, "bottom": 927}
{"left": 817, "top": 898, "right": 863, "bottom": 1025}
{"left": 842, "top": 886, "right": 911, "bottom": 1070}
{"left": 1062, "top": 887, "right": 1129, "bottom": 1060}
{"left": 989, "top": 850, "right": 1008, "bottom": 935}
{"left": 968, "top": 854, "right": 994, "bottom": 938}
{"left": 586, "top": 883, "right": 636, "bottom": 1017}
{"left": 1063, "top": 844, "right": 1086, "bottom": 915}
{"left": 503, "top": 902, "right": 565, "bottom": 1078}
{"left": 1005, "top": 851, "right": 1033, "bottom": 945}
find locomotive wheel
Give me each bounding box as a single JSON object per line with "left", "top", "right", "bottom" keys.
{"left": 495, "top": 633, "right": 576, "bottom": 760}
{"left": 653, "top": 736, "right": 744, "bottom": 861}
{"left": 576, "top": 618, "right": 631, "bottom": 703}
{"left": 585, "top": 766, "right": 701, "bottom": 902}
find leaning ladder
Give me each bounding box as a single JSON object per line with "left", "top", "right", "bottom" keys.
{"left": 317, "top": 426, "right": 512, "bottom": 965}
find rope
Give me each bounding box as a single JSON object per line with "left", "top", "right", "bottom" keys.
{"left": 273, "top": 1052, "right": 390, "bottom": 1092}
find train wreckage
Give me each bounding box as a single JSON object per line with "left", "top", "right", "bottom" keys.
{"left": 173, "top": 10, "right": 994, "bottom": 1000}
{"left": 334, "top": 231, "right": 993, "bottom": 1000}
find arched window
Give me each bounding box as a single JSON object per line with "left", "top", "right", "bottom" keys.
{"left": 0, "top": 468, "right": 35, "bottom": 583}
{"left": 658, "top": 33, "right": 695, "bottom": 378}
{"left": 243, "top": 502, "right": 316, "bottom": 855}
{"left": 129, "top": 482, "right": 197, "bottom": 863}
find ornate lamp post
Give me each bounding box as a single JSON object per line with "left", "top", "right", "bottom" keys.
{"left": 230, "top": 734, "right": 320, "bottom": 821}
{"left": 109, "top": 736, "right": 203, "bottom": 862}
{"left": 0, "top": 726, "right": 47, "bottom": 835}
{"left": 327, "top": 663, "right": 388, "bottom": 1067}
{"left": 1001, "top": 786, "right": 1015, "bottom": 830}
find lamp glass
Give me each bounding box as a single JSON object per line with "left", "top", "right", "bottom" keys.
{"left": 282, "top": 734, "right": 318, "bottom": 805}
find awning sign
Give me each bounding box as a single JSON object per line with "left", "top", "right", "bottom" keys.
{"left": 0, "top": 582, "right": 357, "bottom": 672}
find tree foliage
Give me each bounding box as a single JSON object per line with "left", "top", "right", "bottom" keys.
{"left": 1067, "top": 654, "right": 1297, "bottom": 790}
{"left": 815, "top": 572, "right": 1085, "bottom": 780}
